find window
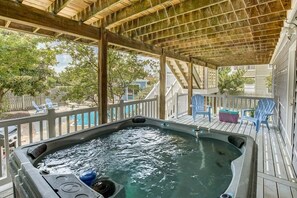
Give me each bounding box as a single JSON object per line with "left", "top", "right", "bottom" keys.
{"left": 246, "top": 65, "right": 255, "bottom": 70}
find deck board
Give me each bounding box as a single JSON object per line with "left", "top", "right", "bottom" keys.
{"left": 1, "top": 115, "right": 297, "bottom": 198}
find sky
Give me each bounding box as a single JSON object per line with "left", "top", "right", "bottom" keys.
{"left": 55, "top": 54, "right": 72, "bottom": 73}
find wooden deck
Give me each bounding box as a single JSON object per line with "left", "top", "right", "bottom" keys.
{"left": 1, "top": 115, "right": 297, "bottom": 198}
{"left": 171, "top": 115, "right": 297, "bottom": 198}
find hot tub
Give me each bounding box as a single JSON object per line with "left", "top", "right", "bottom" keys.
{"left": 9, "top": 117, "right": 257, "bottom": 198}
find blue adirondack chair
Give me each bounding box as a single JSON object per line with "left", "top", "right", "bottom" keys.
{"left": 240, "top": 98, "right": 275, "bottom": 132}
{"left": 45, "top": 98, "right": 59, "bottom": 109}
{"left": 192, "top": 94, "right": 212, "bottom": 122}
{"left": 32, "top": 101, "right": 46, "bottom": 114}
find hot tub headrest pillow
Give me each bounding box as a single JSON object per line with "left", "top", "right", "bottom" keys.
{"left": 132, "top": 116, "right": 146, "bottom": 123}
{"left": 27, "top": 143, "right": 47, "bottom": 159}
{"left": 228, "top": 136, "right": 245, "bottom": 149}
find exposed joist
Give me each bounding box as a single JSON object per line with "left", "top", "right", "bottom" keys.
{"left": 105, "top": 0, "right": 182, "bottom": 29}
{"left": 161, "top": 29, "right": 280, "bottom": 50}
{"left": 142, "top": 12, "right": 285, "bottom": 44}
{"left": 52, "top": 0, "right": 72, "bottom": 14}
{"left": 119, "top": 0, "right": 226, "bottom": 34}
{"left": 177, "top": 39, "right": 278, "bottom": 54}
{"left": 75, "top": 0, "right": 119, "bottom": 22}
{"left": 0, "top": 0, "right": 100, "bottom": 41}
{"left": 125, "top": 0, "right": 285, "bottom": 38}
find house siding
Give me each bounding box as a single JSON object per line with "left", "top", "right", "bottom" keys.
{"left": 272, "top": 34, "right": 296, "bottom": 158}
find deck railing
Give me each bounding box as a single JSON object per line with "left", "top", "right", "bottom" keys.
{"left": 0, "top": 97, "right": 158, "bottom": 185}
{"left": 0, "top": 93, "right": 272, "bottom": 185}
{"left": 171, "top": 93, "right": 273, "bottom": 118}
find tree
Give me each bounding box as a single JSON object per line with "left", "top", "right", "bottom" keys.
{"left": 0, "top": 30, "right": 58, "bottom": 113}
{"left": 218, "top": 67, "right": 246, "bottom": 95}
{"left": 57, "top": 41, "right": 158, "bottom": 104}
{"left": 265, "top": 74, "right": 272, "bottom": 88}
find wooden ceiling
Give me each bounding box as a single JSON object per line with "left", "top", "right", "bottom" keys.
{"left": 0, "top": 0, "right": 291, "bottom": 66}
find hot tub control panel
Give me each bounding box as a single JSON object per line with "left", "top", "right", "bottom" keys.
{"left": 43, "top": 174, "right": 125, "bottom": 198}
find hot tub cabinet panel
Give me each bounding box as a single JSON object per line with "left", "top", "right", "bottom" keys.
{"left": 9, "top": 117, "right": 257, "bottom": 198}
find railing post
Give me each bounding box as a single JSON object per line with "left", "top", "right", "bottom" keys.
{"left": 119, "top": 99, "right": 124, "bottom": 120}
{"left": 175, "top": 93, "right": 179, "bottom": 118}
{"left": 223, "top": 94, "right": 227, "bottom": 109}
{"left": 22, "top": 95, "right": 25, "bottom": 110}
{"left": 155, "top": 95, "right": 159, "bottom": 118}
{"left": 213, "top": 96, "right": 217, "bottom": 115}
{"left": 48, "top": 109, "right": 56, "bottom": 138}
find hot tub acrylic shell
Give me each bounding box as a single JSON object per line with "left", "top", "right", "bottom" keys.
{"left": 9, "top": 117, "right": 257, "bottom": 198}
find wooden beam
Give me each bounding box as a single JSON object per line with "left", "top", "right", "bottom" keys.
{"left": 105, "top": 0, "right": 181, "bottom": 29}
{"left": 0, "top": 0, "right": 100, "bottom": 41}
{"left": 187, "top": 62, "right": 193, "bottom": 115}
{"left": 107, "top": 30, "right": 162, "bottom": 56}
{"left": 159, "top": 53, "right": 166, "bottom": 119}
{"left": 106, "top": 30, "right": 217, "bottom": 69}
{"left": 53, "top": 0, "right": 72, "bottom": 14}
{"left": 98, "top": 27, "right": 108, "bottom": 124}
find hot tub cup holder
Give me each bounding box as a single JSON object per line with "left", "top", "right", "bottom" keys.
{"left": 220, "top": 193, "right": 233, "bottom": 198}
{"left": 92, "top": 179, "right": 116, "bottom": 198}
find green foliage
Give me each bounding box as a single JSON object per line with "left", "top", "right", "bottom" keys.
{"left": 57, "top": 41, "right": 158, "bottom": 104}
{"left": 265, "top": 74, "right": 272, "bottom": 88}
{"left": 0, "top": 30, "right": 58, "bottom": 113}
{"left": 245, "top": 77, "right": 255, "bottom": 84}
{"left": 218, "top": 67, "right": 246, "bottom": 95}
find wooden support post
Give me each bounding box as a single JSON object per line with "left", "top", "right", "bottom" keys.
{"left": 159, "top": 53, "right": 166, "bottom": 119}
{"left": 213, "top": 96, "right": 217, "bottom": 115}
{"left": 98, "top": 26, "right": 108, "bottom": 124}
{"left": 188, "top": 61, "right": 193, "bottom": 115}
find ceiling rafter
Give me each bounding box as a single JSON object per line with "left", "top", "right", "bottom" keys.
{"left": 118, "top": 0, "right": 228, "bottom": 35}
{"left": 104, "top": 0, "right": 183, "bottom": 29}
{"left": 156, "top": 23, "right": 282, "bottom": 47}
{"left": 160, "top": 28, "right": 281, "bottom": 50}
{"left": 142, "top": 11, "right": 285, "bottom": 44}
{"left": 49, "top": 0, "right": 72, "bottom": 14}
{"left": 73, "top": 0, "right": 120, "bottom": 23}
{"left": 124, "top": 0, "right": 280, "bottom": 39}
